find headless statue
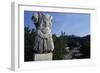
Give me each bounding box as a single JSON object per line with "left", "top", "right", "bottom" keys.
{"left": 32, "top": 12, "right": 54, "bottom": 53}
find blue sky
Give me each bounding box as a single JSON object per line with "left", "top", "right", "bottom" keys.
{"left": 24, "top": 11, "right": 90, "bottom": 37}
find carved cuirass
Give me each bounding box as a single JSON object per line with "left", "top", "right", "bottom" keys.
{"left": 32, "top": 12, "right": 54, "bottom": 53}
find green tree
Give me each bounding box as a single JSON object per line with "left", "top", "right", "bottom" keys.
{"left": 24, "top": 26, "right": 35, "bottom": 61}
{"left": 53, "top": 32, "right": 68, "bottom": 60}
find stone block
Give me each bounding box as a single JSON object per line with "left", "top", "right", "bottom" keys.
{"left": 34, "top": 53, "right": 53, "bottom": 61}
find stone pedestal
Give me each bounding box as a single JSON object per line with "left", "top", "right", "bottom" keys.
{"left": 34, "top": 53, "right": 53, "bottom": 61}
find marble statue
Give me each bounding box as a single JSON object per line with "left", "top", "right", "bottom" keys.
{"left": 32, "top": 12, "right": 54, "bottom": 53}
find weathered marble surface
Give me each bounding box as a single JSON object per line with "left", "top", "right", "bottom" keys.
{"left": 32, "top": 12, "right": 54, "bottom": 53}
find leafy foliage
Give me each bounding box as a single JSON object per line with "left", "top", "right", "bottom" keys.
{"left": 24, "top": 26, "right": 35, "bottom": 61}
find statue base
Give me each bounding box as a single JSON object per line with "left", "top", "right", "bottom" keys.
{"left": 34, "top": 53, "right": 53, "bottom": 61}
